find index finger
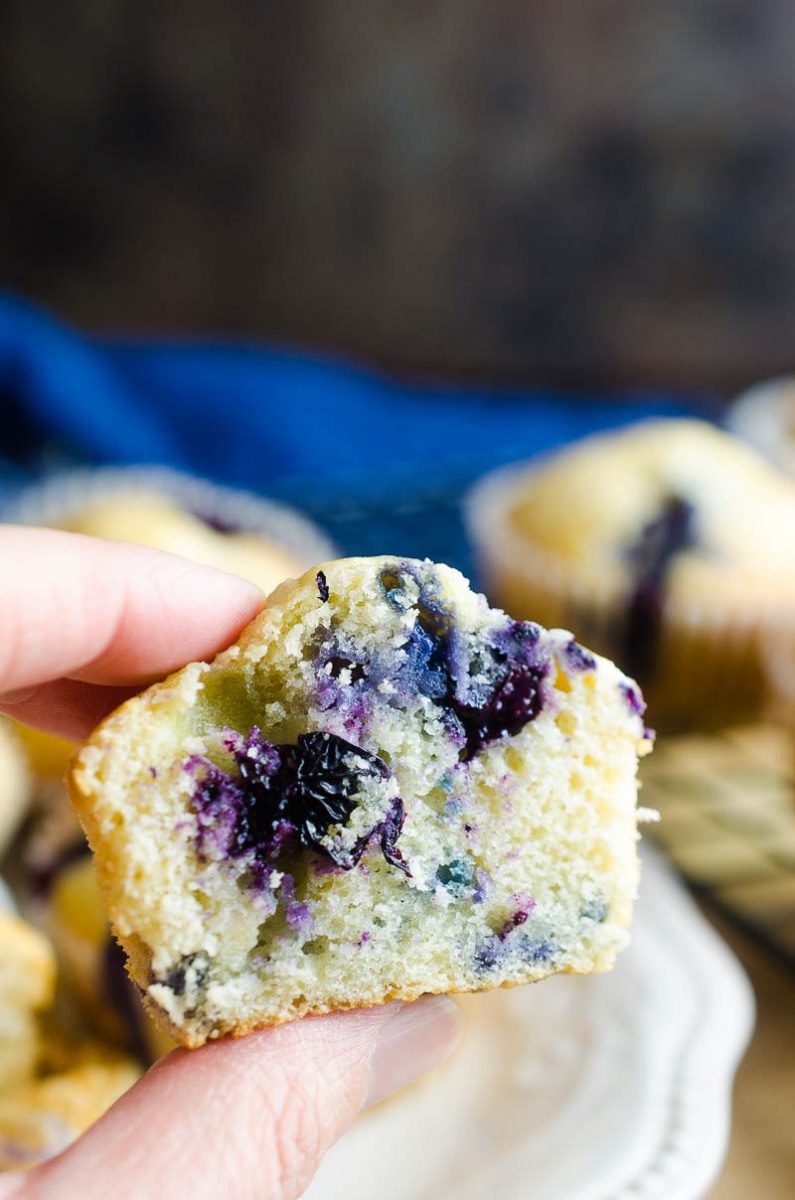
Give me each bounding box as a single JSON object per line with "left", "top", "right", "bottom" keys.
{"left": 0, "top": 524, "right": 264, "bottom": 697}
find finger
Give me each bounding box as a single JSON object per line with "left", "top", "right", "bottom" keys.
{"left": 0, "top": 527, "right": 264, "bottom": 697}
{"left": 9, "top": 999, "right": 461, "bottom": 1200}
{"left": 0, "top": 678, "right": 139, "bottom": 743}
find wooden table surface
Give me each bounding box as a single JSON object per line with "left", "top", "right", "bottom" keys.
{"left": 702, "top": 906, "right": 795, "bottom": 1198}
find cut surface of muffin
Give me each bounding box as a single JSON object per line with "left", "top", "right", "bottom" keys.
{"left": 70, "top": 557, "right": 651, "bottom": 1047}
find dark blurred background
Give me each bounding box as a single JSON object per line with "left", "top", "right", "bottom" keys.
{"left": 3, "top": 0, "right": 795, "bottom": 392}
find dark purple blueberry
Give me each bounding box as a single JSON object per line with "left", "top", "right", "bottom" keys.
{"left": 622, "top": 495, "right": 695, "bottom": 682}
{"left": 453, "top": 660, "right": 547, "bottom": 757}
{"left": 379, "top": 564, "right": 549, "bottom": 760}
{"left": 496, "top": 893, "right": 536, "bottom": 939}
{"left": 191, "top": 729, "right": 409, "bottom": 877}
{"left": 160, "top": 952, "right": 209, "bottom": 997}
{"left": 565, "top": 639, "right": 596, "bottom": 672}
{"left": 316, "top": 571, "right": 330, "bottom": 603}
{"left": 377, "top": 796, "right": 410, "bottom": 874}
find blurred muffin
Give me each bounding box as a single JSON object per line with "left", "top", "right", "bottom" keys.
{"left": 3, "top": 467, "right": 335, "bottom": 600}
{"left": 726, "top": 377, "right": 795, "bottom": 479}
{"left": 61, "top": 490, "right": 303, "bottom": 595}
{"left": 0, "top": 721, "right": 32, "bottom": 857}
{"left": 46, "top": 854, "right": 174, "bottom": 1063}
{"left": 0, "top": 912, "right": 56, "bottom": 1091}
{"left": 20, "top": 811, "right": 172, "bottom": 1065}
{"left": 11, "top": 725, "right": 74, "bottom": 785}
{"left": 0, "top": 1039, "right": 140, "bottom": 1171}
{"left": 467, "top": 419, "right": 795, "bottom": 730}
{"left": 0, "top": 915, "right": 140, "bottom": 1171}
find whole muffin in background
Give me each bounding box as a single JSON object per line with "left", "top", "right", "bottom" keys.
{"left": 467, "top": 419, "right": 795, "bottom": 731}
{"left": 2, "top": 468, "right": 336, "bottom": 602}
{"left": 0, "top": 720, "right": 32, "bottom": 857}
{"left": 61, "top": 490, "right": 303, "bottom": 596}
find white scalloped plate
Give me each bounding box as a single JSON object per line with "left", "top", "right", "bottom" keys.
{"left": 305, "top": 847, "right": 754, "bottom": 1200}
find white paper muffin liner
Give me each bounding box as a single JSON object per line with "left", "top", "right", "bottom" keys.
{"left": 465, "top": 458, "right": 790, "bottom": 731}
{"left": 725, "top": 376, "right": 795, "bottom": 478}
{"left": 0, "top": 721, "right": 32, "bottom": 859}
{"left": 1, "top": 465, "right": 337, "bottom": 575}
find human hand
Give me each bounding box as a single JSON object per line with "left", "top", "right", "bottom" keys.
{"left": 0, "top": 527, "right": 461, "bottom": 1200}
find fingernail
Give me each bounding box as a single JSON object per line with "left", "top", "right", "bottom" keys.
{"left": 365, "top": 995, "right": 462, "bottom": 1108}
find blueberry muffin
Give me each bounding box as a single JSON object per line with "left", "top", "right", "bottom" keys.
{"left": 19, "top": 803, "right": 173, "bottom": 1065}
{"left": 0, "top": 918, "right": 139, "bottom": 1171}
{"left": 12, "top": 724, "right": 75, "bottom": 784}
{"left": 467, "top": 419, "right": 795, "bottom": 730}
{"left": 60, "top": 490, "right": 304, "bottom": 595}
{"left": 0, "top": 1041, "right": 140, "bottom": 1171}
{"left": 70, "top": 556, "right": 651, "bottom": 1047}
{"left": 44, "top": 852, "right": 174, "bottom": 1063}
{"left": 0, "top": 913, "right": 56, "bottom": 1090}
{"left": 13, "top": 728, "right": 171, "bottom": 1064}
{"left": 0, "top": 719, "right": 32, "bottom": 856}
{"left": 4, "top": 467, "right": 336, "bottom": 601}
{"left": 727, "top": 377, "right": 795, "bottom": 479}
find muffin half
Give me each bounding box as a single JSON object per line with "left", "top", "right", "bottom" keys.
{"left": 70, "top": 557, "right": 651, "bottom": 1047}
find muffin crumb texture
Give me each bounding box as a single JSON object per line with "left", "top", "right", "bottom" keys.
{"left": 70, "top": 557, "right": 650, "bottom": 1046}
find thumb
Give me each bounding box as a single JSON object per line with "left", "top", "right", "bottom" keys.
{"left": 2, "top": 999, "right": 461, "bottom": 1200}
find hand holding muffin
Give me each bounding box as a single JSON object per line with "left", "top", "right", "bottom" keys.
{"left": 0, "top": 529, "right": 461, "bottom": 1200}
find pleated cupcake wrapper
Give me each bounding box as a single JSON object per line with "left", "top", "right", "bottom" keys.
{"left": 465, "top": 460, "right": 793, "bottom": 730}
{"left": 725, "top": 376, "right": 795, "bottom": 479}
{"left": 464, "top": 460, "right": 621, "bottom": 635}
{"left": 759, "top": 615, "right": 795, "bottom": 729}
{"left": 2, "top": 466, "right": 337, "bottom": 572}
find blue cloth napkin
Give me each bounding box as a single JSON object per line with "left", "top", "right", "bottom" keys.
{"left": 0, "top": 291, "right": 703, "bottom": 573}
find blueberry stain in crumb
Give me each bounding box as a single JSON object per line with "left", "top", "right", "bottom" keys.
{"left": 380, "top": 564, "right": 549, "bottom": 759}
{"left": 191, "top": 729, "right": 409, "bottom": 878}
{"left": 565, "top": 639, "right": 596, "bottom": 672}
